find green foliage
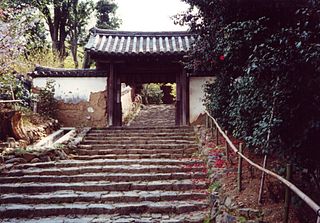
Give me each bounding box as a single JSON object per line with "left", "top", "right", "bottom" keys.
{"left": 141, "top": 83, "right": 164, "bottom": 105}
{"left": 208, "top": 181, "right": 221, "bottom": 193}
{"left": 165, "top": 83, "right": 177, "bottom": 100}
{"left": 237, "top": 216, "right": 247, "bottom": 223}
{"left": 67, "top": 0, "right": 94, "bottom": 68}
{"left": 95, "top": 0, "right": 121, "bottom": 29}
{"left": 180, "top": 0, "right": 320, "bottom": 188}
{"left": 0, "top": 74, "right": 31, "bottom": 106}
{"left": 36, "top": 80, "right": 57, "bottom": 118}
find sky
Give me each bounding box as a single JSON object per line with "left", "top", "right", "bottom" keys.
{"left": 113, "top": 0, "right": 190, "bottom": 31}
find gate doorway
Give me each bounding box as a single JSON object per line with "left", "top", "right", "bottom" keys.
{"left": 84, "top": 29, "right": 194, "bottom": 127}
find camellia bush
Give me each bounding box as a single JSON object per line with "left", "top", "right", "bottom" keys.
{"left": 178, "top": 0, "right": 320, "bottom": 195}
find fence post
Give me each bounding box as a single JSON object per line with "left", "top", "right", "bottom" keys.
{"left": 238, "top": 143, "right": 243, "bottom": 192}
{"left": 205, "top": 114, "right": 209, "bottom": 128}
{"left": 258, "top": 155, "right": 268, "bottom": 204}
{"left": 284, "top": 164, "right": 292, "bottom": 223}
{"left": 225, "top": 130, "right": 229, "bottom": 161}
{"left": 216, "top": 127, "right": 219, "bottom": 145}
{"left": 211, "top": 119, "right": 214, "bottom": 136}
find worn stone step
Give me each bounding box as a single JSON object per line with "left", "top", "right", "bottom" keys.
{"left": 84, "top": 135, "right": 196, "bottom": 141}
{"left": 78, "top": 144, "right": 198, "bottom": 150}
{"left": 1, "top": 190, "right": 208, "bottom": 204}
{"left": 88, "top": 129, "right": 194, "bottom": 134}
{"left": 86, "top": 132, "right": 196, "bottom": 138}
{"left": 81, "top": 139, "right": 196, "bottom": 145}
{"left": 0, "top": 172, "right": 207, "bottom": 184}
{"left": 0, "top": 200, "right": 208, "bottom": 218}
{"left": 79, "top": 143, "right": 198, "bottom": 148}
{"left": 91, "top": 126, "right": 192, "bottom": 131}
{"left": 129, "top": 122, "right": 176, "bottom": 127}
{"left": 76, "top": 148, "right": 197, "bottom": 156}
{"left": 0, "top": 179, "right": 208, "bottom": 193}
{"left": 2, "top": 164, "right": 206, "bottom": 177}
{"left": 73, "top": 153, "right": 191, "bottom": 160}
{"left": 11, "top": 159, "right": 204, "bottom": 170}
{"left": 1, "top": 210, "right": 208, "bottom": 223}
{"left": 89, "top": 126, "right": 193, "bottom": 133}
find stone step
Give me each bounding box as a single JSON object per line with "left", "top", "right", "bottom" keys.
{"left": 129, "top": 122, "right": 176, "bottom": 126}
{"left": 0, "top": 200, "right": 208, "bottom": 219}
{"left": 0, "top": 172, "right": 207, "bottom": 184}
{"left": 1, "top": 210, "right": 208, "bottom": 223}
{"left": 76, "top": 148, "right": 197, "bottom": 156}
{"left": 73, "top": 153, "right": 192, "bottom": 160}
{"left": 2, "top": 164, "right": 206, "bottom": 177}
{"left": 1, "top": 190, "right": 208, "bottom": 204}
{"left": 91, "top": 126, "right": 191, "bottom": 131}
{"left": 85, "top": 132, "right": 195, "bottom": 138}
{"left": 0, "top": 179, "right": 208, "bottom": 193}
{"left": 77, "top": 144, "right": 198, "bottom": 150}
{"left": 90, "top": 128, "right": 193, "bottom": 132}
{"left": 81, "top": 139, "right": 196, "bottom": 145}
{"left": 11, "top": 159, "right": 204, "bottom": 170}
{"left": 84, "top": 135, "right": 196, "bottom": 140}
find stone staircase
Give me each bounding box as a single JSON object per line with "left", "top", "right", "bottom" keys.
{"left": 0, "top": 105, "right": 209, "bottom": 222}
{"left": 128, "top": 104, "right": 176, "bottom": 127}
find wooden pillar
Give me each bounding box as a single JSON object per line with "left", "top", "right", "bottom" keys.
{"left": 107, "top": 63, "right": 114, "bottom": 126}
{"left": 180, "top": 69, "right": 189, "bottom": 126}
{"left": 114, "top": 73, "right": 122, "bottom": 126}
{"left": 186, "top": 73, "right": 190, "bottom": 125}
{"left": 176, "top": 72, "right": 181, "bottom": 125}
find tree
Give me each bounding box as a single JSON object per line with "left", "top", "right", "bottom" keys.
{"left": 0, "top": 5, "right": 33, "bottom": 75}
{"left": 95, "top": 0, "right": 121, "bottom": 29}
{"left": 68, "top": 0, "right": 94, "bottom": 68}
{"left": 3, "top": 0, "right": 71, "bottom": 61}
{"left": 179, "top": 0, "right": 320, "bottom": 198}
{"left": 6, "top": 0, "right": 120, "bottom": 66}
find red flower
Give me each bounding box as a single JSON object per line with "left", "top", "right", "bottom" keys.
{"left": 219, "top": 55, "right": 225, "bottom": 61}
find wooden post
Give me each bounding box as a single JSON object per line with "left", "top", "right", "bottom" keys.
{"left": 258, "top": 155, "right": 268, "bottom": 204}
{"left": 180, "top": 70, "right": 188, "bottom": 126}
{"left": 114, "top": 75, "right": 122, "bottom": 126}
{"left": 238, "top": 143, "right": 243, "bottom": 192}
{"left": 284, "top": 164, "right": 292, "bottom": 223}
{"left": 225, "top": 130, "right": 229, "bottom": 161}
{"left": 10, "top": 85, "right": 15, "bottom": 100}
{"left": 216, "top": 127, "right": 219, "bottom": 145}
{"left": 175, "top": 72, "right": 181, "bottom": 126}
{"left": 107, "top": 63, "right": 114, "bottom": 126}
{"left": 211, "top": 119, "right": 214, "bottom": 137}
{"left": 205, "top": 114, "right": 209, "bottom": 128}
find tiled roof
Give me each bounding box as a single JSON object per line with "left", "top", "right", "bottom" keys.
{"left": 85, "top": 28, "right": 195, "bottom": 56}
{"left": 31, "top": 66, "right": 106, "bottom": 77}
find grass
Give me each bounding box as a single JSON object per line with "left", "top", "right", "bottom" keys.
{"left": 208, "top": 181, "right": 221, "bottom": 193}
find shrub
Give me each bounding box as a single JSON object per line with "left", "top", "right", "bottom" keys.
{"left": 140, "top": 83, "right": 164, "bottom": 104}
{"left": 36, "top": 80, "right": 57, "bottom": 117}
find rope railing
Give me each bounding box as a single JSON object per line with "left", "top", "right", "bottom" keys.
{"left": 0, "top": 100, "right": 22, "bottom": 103}
{"left": 204, "top": 110, "right": 320, "bottom": 223}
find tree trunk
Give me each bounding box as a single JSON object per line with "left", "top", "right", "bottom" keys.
{"left": 0, "top": 111, "right": 29, "bottom": 142}
{"left": 71, "top": 0, "right": 79, "bottom": 68}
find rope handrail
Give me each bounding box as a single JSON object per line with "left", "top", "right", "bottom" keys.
{"left": 0, "top": 100, "right": 22, "bottom": 103}
{"left": 205, "top": 110, "right": 320, "bottom": 216}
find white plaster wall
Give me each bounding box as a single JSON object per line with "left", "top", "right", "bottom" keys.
{"left": 189, "top": 76, "right": 216, "bottom": 123}
{"left": 33, "top": 77, "right": 107, "bottom": 103}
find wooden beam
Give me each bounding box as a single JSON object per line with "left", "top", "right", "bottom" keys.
{"left": 176, "top": 72, "right": 181, "bottom": 126}
{"left": 186, "top": 73, "right": 190, "bottom": 125}
{"left": 180, "top": 69, "right": 188, "bottom": 126}
{"left": 114, "top": 73, "right": 122, "bottom": 126}
{"left": 107, "top": 63, "right": 114, "bottom": 126}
